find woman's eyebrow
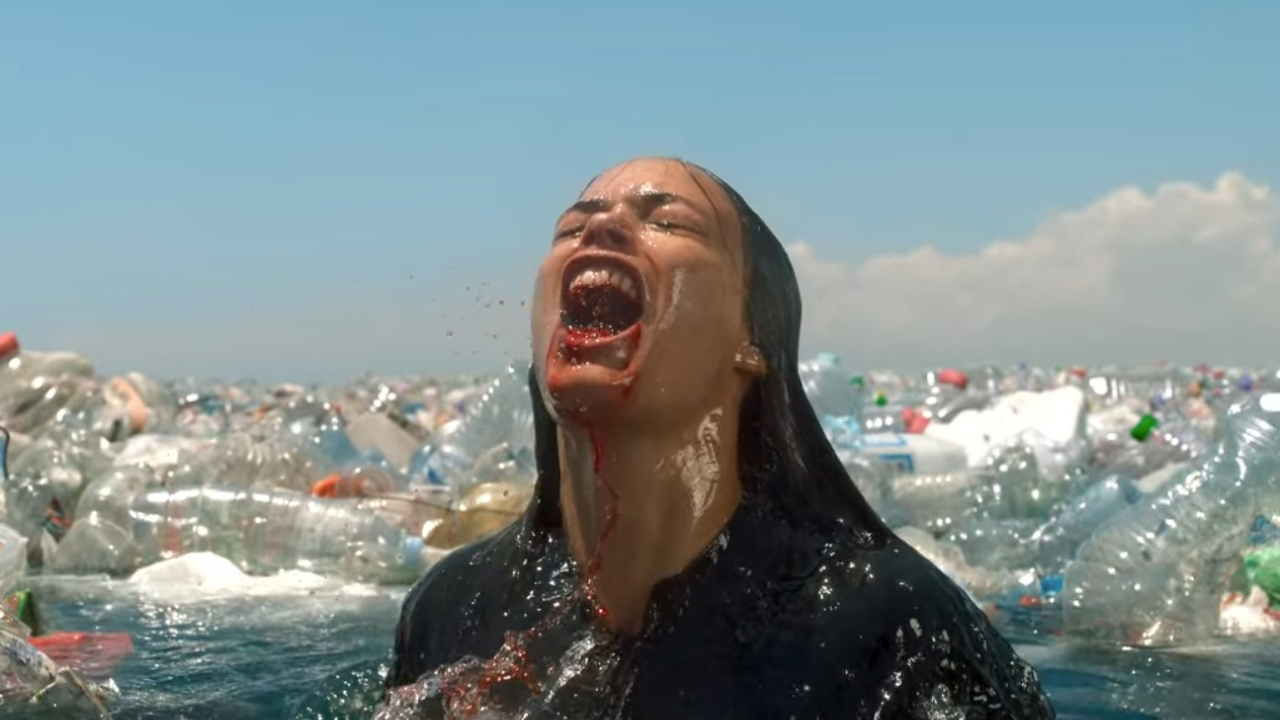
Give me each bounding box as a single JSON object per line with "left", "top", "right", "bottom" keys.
{"left": 560, "top": 189, "right": 708, "bottom": 219}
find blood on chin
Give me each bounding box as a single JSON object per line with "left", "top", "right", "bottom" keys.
{"left": 544, "top": 322, "right": 643, "bottom": 405}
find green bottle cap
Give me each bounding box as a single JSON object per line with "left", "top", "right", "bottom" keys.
{"left": 875, "top": 393, "right": 888, "bottom": 407}
{"left": 1130, "top": 414, "right": 1159, "bottom": 441}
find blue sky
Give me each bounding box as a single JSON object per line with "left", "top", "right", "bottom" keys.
{"left": 2, "top": 1, "right": 1277, "bottom": 381}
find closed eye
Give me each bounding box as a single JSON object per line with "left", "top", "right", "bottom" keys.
{"left": 650, "top": 220, "right": 697, "bottom": 233}
{"left": 554, "top": 224, "right": 585, "bottom": 242}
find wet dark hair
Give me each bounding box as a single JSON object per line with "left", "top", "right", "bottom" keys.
{"left": 524, "top": 159, "right": 889, "bottom": 541}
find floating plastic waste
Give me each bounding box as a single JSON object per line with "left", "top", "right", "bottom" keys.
{"left": 1062, "top": 392, "right": 1280, "bottom": 646}
{"left": 5, "top": 329, "right": 1280, "bottom": 715}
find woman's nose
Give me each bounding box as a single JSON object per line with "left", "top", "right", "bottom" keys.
{"left": 580, "top": 211, "right": 634, "bottom": 252}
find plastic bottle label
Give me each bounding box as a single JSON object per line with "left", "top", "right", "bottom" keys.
{"left": 877, "top": 453, "right": 916, "bottom": 474}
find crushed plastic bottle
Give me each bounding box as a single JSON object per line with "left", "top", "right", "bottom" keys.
{"left": 3, "top": 431, "right": 116, "bottom": 565}
{"left": 50, "top": 482, "right": 429, "bottom": 584}
{"left": 417, "top": 361, "right": 535, "bottom": 492}
{"left": 1029, "top": 474, "right": 1143, "bottom": 575}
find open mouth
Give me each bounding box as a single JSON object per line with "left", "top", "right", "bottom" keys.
{"left": 559, "top": 255, "right": 645, "bottom": 343}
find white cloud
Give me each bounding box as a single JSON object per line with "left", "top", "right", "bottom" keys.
{"left": 789, "top": 172, "right": 1280, "bottom": 369}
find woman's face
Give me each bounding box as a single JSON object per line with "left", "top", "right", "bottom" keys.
{"left": 531, "top": 158, "right": 751, "bottom": 428}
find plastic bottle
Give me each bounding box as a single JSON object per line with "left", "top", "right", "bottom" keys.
{"left": 49, "top": 481, "right": 428, "bottom": 584}
{"left": 910, "top": 369, "right": 969, "bottom": 425}
{"left": 0, "top": 523, "right": 27, "bottom": 595}
{"left": 2, "top": 432, "right": 115, "bottom": 564}
{"left": 1029, "top": 474, "right": 1143, "bottom": 574}
{"left": 0, "top": 373, "right": 105, "bottom": 438}
{"left": 930, "top": 392, "right": 992, "bottom": 424}
{"left": 889, "top": 442, "right": 1070, "bottom": 535}
{"left": 418, "top": 361, "right": 535, "bottom": 491}
{"left": 1062, "top": 392, "right": 1280, "bottom": 646}
{"left": 1090, "top": 411, "right": 1200, "bottom": 480}
{"left": 924, "top": 385, "right": 1089, "bottom": 482}
{"left": 853, "top": 433, "right": 969, "bottom": 477}
{"left": 0, "top": 336, "right": 96, "bottom": 394}
{"left": 185, "top": 431, "right": 330, "bottom": 492}
{"left": 858, "top": 404, "right": 908, "bottom": 434}
{"left": 798, "top": 353, "right": 861, "bottom": 419}
{"left": 0, "top": 428, "right": 19, "bottom": 589}
{"left": 943, "top": 517, "right": 1041, "bottom": 572}
{"left": 0, "top": 340, "right": 99, "bottom": 435}
{"left": 820, "top": 415, "right": 864, "bottom": 449}
{"left": 833, "top": 447, "right": 902, "bottom": 527}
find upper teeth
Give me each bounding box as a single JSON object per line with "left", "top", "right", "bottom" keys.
{"left": 569, "top": 267, "right": 638, "bottom": 300}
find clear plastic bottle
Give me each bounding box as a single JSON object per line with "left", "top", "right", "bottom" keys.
{"left": 185, "top": 430, "right": 330, "bottom": 492}
{"left": 419, "top": 361, "right": 535, "bottom": 490}
{"left": 887, "top": 441, "right": 1054, "bottom": 532}
{"left": 943, "top": 517, "right": 1040, "bottom": 572}
{"left": 1029, "top": 474, "right": 1142, "bottom": 575}
{"left": 1062, "top": 392, "right": 1280, "bottom": 646}
{"left": 820, "top": 415, "right": 864, "bottom": 449}
{"left": 1089, "top": 412, "right": 1201, "bottom": 484}
{"left": 50, "top": 474, "right": 428, "bottom": 584}
{"left": 0, "top": 344, "right": 96, "bottom": 396}
{"left": 0, "top": 522, "right": 27, "bottom": 594}
{"left": 2, "top": 431, "right": 114, "bottom": 564}
{"left": 798, "top": 353, "right": 861, "bottom": 419}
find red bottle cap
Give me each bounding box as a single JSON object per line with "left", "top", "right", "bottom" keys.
{"left": 937, "top": 368, "right": 968, "bottom": 390}
{"left": 907, "top": 414, "right": 931, "bottom": 434}
{"left": 0, "top": 331, "right": 18, "bottom": 361}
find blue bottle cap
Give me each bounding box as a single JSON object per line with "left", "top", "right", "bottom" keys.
{"left": 401, "top": 535, "right": 425, "bottom": 567}
{"left": 1039, "top": 575, "right": 1064, "bottom": 596}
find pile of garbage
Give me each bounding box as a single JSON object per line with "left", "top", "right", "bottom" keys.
{"left": 3, "top": 328, "right": 1280, "bottom": 710}
{"left": 0, "top": 331, "right": 535, "bottom": 715}
{"left": 801, "top": 352, "right": 1280, "bottom": 647}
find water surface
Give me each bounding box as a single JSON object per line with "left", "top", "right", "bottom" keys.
{"left": 26, "top": 577, "right": 1280, "bottom": 720}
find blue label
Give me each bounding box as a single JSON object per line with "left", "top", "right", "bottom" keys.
{"left": 877, "top": 453, "right": 915, "bottom": 474}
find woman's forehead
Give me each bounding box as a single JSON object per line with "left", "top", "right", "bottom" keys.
{"left": 578, "top": 158, "right": 743, "bottom": 255}
{"left": 581, "top": 159, "right": 729, "bottom": 212}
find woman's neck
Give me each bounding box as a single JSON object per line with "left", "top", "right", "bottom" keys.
{"left": 557, "top": 409, "right": 743, "bottom": 635}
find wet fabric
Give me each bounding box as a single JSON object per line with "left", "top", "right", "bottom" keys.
{"left": 386, "top": 490, "right": 1055, "bottom": 719}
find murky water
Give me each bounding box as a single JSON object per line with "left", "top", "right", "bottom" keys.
{"left": 20, "top": 576, "right": 1280, "bottom": 719}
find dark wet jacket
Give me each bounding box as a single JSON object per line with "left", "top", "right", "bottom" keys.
{"left": 386, "top": 490, "right": 1055, "bottom": 719}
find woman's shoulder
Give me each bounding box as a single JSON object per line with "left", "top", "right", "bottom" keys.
{"left": 800, "top": 531, "right": 1055, "bottom": 718}
{"left": 388, "top": 524, "right": 527, "bottom": 688}
{"left": 811, "top": 530, "right": 980, "bottom": 631}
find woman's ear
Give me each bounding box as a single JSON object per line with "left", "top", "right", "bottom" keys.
{"left": 734, "top": 343, "right": 768, "bottom": 377}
